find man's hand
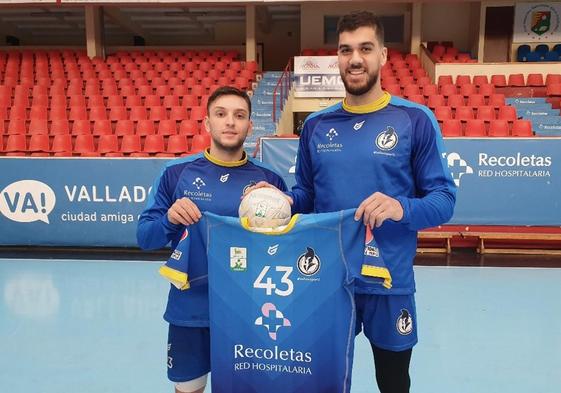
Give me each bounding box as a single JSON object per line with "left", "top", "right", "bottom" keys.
{"left": 355, "top": 192, "right": 403, "bottom": 228}
{"left": 242, "top": 181, "right": 293, "bottom": 205}
{"left": 167, "top": 197, "right": 202, "bottom": 226}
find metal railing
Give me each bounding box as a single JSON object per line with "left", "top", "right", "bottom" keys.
{"left": 272, "top": 57, "right": 293, "bottom": 123}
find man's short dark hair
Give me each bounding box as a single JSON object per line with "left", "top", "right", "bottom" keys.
{"left": 207, "top": 86, "right": 252, "bottom": 115}
{"left": 336, "top": 11, "right": 385, "bottom": 45}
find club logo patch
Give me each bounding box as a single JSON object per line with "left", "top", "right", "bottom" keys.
{"left": 297, "top": 247, "right": 321, "bottom": 276}
{"left": 396, "top": 309, "right": 413, "bottom": 335}
{"left": 376, "top": 126, "right": 399, "bottom": 151}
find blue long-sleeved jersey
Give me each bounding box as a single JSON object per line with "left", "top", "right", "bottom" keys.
{"left": 288, "top": 92, "right": 456, "bottom": 295}
{"left": 137, "top": 149, "right": 287, "bottom": 326}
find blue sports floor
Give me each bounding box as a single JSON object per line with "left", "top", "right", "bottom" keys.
{"left": 1, "top": 258, "right": 560, "bottom": 393}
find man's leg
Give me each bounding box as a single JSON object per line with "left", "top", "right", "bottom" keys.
{"left": 167, "top": 324, "right": 210, "bottom": 393}
{"left": 372, "top": 344, "right": 412, "bottom": 393}
{"left": 355, "top": 294, "right": 417, "bottom": 393}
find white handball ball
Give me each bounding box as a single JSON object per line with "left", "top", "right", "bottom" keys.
{"left": 239, "top": 187, "right": 292, "bottom": 228}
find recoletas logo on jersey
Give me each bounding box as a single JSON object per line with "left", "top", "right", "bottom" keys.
{"left": 396, "top": 309, "right": 413, "bottom": 335}
{"left": 230, "top": 247, "right": 247, "bottom": 271}
{"left": 254, "top": 302, "right": 291, "bottom": 340}
{"left": 375, "top": 126, "right": 399, "bottom": 151}
{"left": 296, "top": 247, "right": 321, "bottom": 276}
{"left": 192, "top": 177, "right": 206, "bottom": 189}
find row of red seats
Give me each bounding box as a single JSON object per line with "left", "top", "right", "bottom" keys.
{"left": 0, "top": 94, "right": 210, "bottom": 110}
{"left": 0, "top": 62, "right": 255, "bottom": 77}
{"left": 2, "top": 119, "right": 206, "bottom": 137}
{"left": 1, "top": 133, "right": 210, "bottom": 157}
{"left": 0, "top": 77, "right": 249, "bottom": 102}
{"left": 413, "top": 93, "right": 505, "bottom": 109}
{"left": 441, "top": 119, "right": 532, "bottom": 137}
{"left": 2, "top": 105, "right": 198, "bottom": 119}
{"left": 385, "top": 83, "right": 504, "bottom": 100}
{"left": 0, "top": 49, "right": 239, "bottom": 59}
{"left": 434, "top": 105, "right": 517, "bottom": 122}
{"left": 0, "top": 73, "right": 254, "bottom": 89}
{"left": 438, "top": 73, "right": 561, "bottom": 88}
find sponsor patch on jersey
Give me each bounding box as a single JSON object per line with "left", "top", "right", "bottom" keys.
{"left": 396, "top": 308, "right": 413, "bottom": 335}
{"left": 375, "top": 126, "right": 399, "bottom": 151}
{"left": 364, "top": 245, "right": 379, "bottom": 257}
{"left": 230, "top": 247, "right": 247, "bottom": 271}
{"left": 296, "top": 247, "right": 321, "bottom": 276}
{"left": 170, "top": 249, "right": 182, "bottom": 260}
{"left": 268, "top": 244, "right": 279, "bottom": 255}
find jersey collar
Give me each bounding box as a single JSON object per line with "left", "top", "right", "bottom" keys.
{"left": 204, "top": 148, "right": 248, "bottom": 167}
{"left": 342, "top": 91, "right": 391, "bottom": 114}
{"left": 240, "top": 214, "right": 300, "bottom": 235}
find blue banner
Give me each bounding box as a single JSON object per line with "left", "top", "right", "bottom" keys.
{"left": 260, "top": 138, "right": 561, "bottom": 226}
{"left": 0, "top": 158, "right": 166, "bottom": 247}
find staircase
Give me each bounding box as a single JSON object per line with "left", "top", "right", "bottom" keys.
{"left": 507, "top": 97, "right": 561, "bottom": 136}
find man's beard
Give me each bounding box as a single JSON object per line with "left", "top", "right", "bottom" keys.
{"left": 212, "top": 135, "right": 245, "bottom": 153}
{"left": 341, "top": 68, "right": 379, "bottom": 96}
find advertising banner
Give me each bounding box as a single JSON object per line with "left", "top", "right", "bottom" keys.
{"left": 260, "top": 138, "right": 561, "bottom": 226}
{"left": 0, "top": 158, "right": 166, "bottom": 247}
{"left": 293, "top": 56, "right": 345, "bottom": 98}
{"left": 513, "top": 2, "right": 561, "bottom": 42}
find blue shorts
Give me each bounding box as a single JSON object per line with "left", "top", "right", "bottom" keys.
{"left": 355, "top": 294, "right": 418, "bottom": 351}
{"left": 167, "top": 324, "right": 210, "bottom": 382}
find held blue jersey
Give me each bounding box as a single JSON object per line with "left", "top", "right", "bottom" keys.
{"left": 288, "top": 93, "right": 457, "bottom": 295}
{"left": 136, "top": 149, "right": 287, "bottom": 326}
{"left": 203, "top": 209, "right": 389, "bottom": 393}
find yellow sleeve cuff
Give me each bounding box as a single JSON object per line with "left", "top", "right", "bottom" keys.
{"left": 159, "top": 265, "right": 190, "bottom": 290}
{"left": 361, "top": 264, "right": 392, "bottom": 289}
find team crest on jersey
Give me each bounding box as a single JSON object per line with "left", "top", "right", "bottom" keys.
{"left": 354, "top": 120, "right": 365, "bottom": 131}
{"left": 242, "top": 181, "right": 257, "bottom": 195}
{"left": 375, "top": 126, "right": 399, "bottom": 151}
{"left": 230, "top": 247, "right": 247, "bottom": 271}
{"left": 326, "top": 128, "right": 339, "bottom": 141}
{"left": 396, "top": 309, "right": 413, "bottom": 335}
{"left": 254, "top": 302, "right": 291, "bottom": 340}
{"left": 192, "top": 177, "right": 206, "bottom": 190}
{"left": 268, "top": 244, "right": 279, "bottom": 255}
{"left": 297, "top": 247, "right": 321, "bottom": 276}
{"left": 220, "top": 173, "right": 230, "bottom": 183}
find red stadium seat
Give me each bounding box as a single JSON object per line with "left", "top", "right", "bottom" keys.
{"left": 89, "top": 106, "right": 108, "bottom": 121}
{"left": 488, "top": 120, "right": 510, "bottom": 137}
{"left": 490, "top": 74, "right": 507, "bottom": 87}
{"left": 526, "top": 74, "right": 544, "bottom": 87}
{"left": 92, "top": 120, "right": 113, "bottom": 136}
{"left": 109, "top": 106, "right": 128, "bottom": 121}
{"left": 507, "top": 74, "right": 525, "bottom": 87}
{"left": 455, "top": 75, "right": 471, "bottom": 86}
{"left": 72, "top": 119, "right": 91, "bottom": 135}
{"left": 143, "top": 134, "right": 166, "bottom": 154}
{"left": 170, "top": 106, "right": 189, "bottom": 121}
{"left": 498, "top": 106, "right": 517, "bottom": 121}
{"left": 434, "top": 106, "right": 453, "bottom": 121}
{"left": 440, "top": 84, "right": 457, "bottom": 97}
{"left": 5, "top": 134, "right": 27, "bottom": 153}
{"left": 437, "top": 75, "right": 453, "bottom": 86}
{"left": 478, "top": 83, "right": 495, "bottom": 97}
{"left": 158, "top": 120, "right": 177, "bottom": 136}
{"left": 107, "top": 95, "right": 124, "bottom": 107}
{"left": 130, "top": 106, "right": 148, "bottom": 121}
{"left": 467, "top": 94, "right": 486, "bottom": 107}
{"left": 144, "top": 95, "right": 161, "bottom": 107}
{"left": 115, "top": 120, "right": 135, "bottom": 136}
{"left": 511, "top": 120, "right": 533, "bottom": 137}
{"left": 464, "top": 119, "right": 486, "bottom": 137}
{"left": 74, "top": 134, "right": 96, "bottom": 153}
{"left": 403, "top": 85, "right": 420, "bottom": 97}
{"left": 190, "top": 134, "right": 209, "bottom": 153}
{"left": 460, "top": 84, "right": 477, "bottom": 97}
{"left": 384, "top": 84, "right": 401, "bottom": 96}
{"left": 476, "top": 106, "right": 496, "bottom": 121}
{"left": 167, "top": 134, "right": 189, "bottom": 155}
{"left": 28, "top": 119, "right": 49, "bottom": 134}
{"left": 455, "top": 106, "right": 474, "bottom": 121}
{"left": 7, "top": 120, "right": 27, "bottom": 135}
{"left": 179, "top": 120, "right": 199, "bottom": 136}
{"left": 190, "top": 106, "right": 207, "bottom": 122}
{"left": 472, "top": 75, "right": 489, "bottom": 87}
{"left": 136, "top": 119, "right": 156, "bottom": 136}
{"left": 488, "top": 94, "right": 506, "bottom": 108}
{"left": 9, "top": 106, "right": 27, "bottom": 121}
{"left": 163, "top": 95, "right": 180, "bottom": 108}
{"left": 51, "top": 134, "right": 73, "bottom": 155}
{"left": 120, "top": 134, "right": 142, "bottom": 154}
{"left": 546, "top": 83, "right": 561, "bottom": 96}
{"left": 149, "top": 106, "right": 168, "bottom": 121}
{"left": 447, "top": 94, "right": 465, "bottom": 109}
{"left": 407, "top": 95, "right": 425, "bottom": 105}
{"left": 50, "top": 119, "right": 70, "bottom": 135}
{"left": 28, "top": 134, "right": 50, "bottom": 154}
{"left": 545, "top": 74, "right": 561, "bottom": 85}
{"left": 422, "top": 84, "right": 438, "bottom": 97}
{"left": 441, "top": 119, "right": 463, "bottom": 137}
{"left": 97, "top": 134, "right": 120, "bottom": 155}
